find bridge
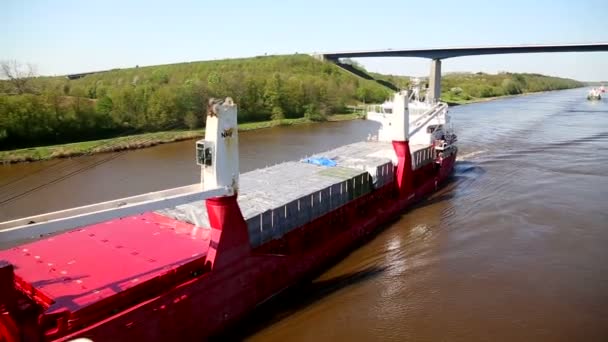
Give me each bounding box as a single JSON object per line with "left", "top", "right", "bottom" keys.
{"left": 317, "top": 43, "right": 608, "bottom": 101}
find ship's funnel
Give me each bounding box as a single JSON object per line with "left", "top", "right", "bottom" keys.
{"left": 197, "top": 98, "right": 239, "bottom": 195}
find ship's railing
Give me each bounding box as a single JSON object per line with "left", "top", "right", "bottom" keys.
{"left": 409, "top": 102, "right": 448, "bottom": 137}
{"left": 0, "top": 185, "right": 229, "bottom": 242}
{"left": 246, "top": 162, "right": 394, "bottom": 247}
{"left": 411, "top": 145, "right": 435, "bottom": 170}
{"left": 366, "top": 104, "right": 392, "bottom": 114}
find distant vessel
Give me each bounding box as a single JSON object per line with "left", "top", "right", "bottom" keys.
{"left": 587, "top": 88, "right": 602, "bottom": 101}
{"left": 0, "top": 84, "right": 456, "bottom": 340}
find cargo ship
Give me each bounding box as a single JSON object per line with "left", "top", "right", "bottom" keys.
{"left": 0, "top": 85, "right": 457, "bottom": 341}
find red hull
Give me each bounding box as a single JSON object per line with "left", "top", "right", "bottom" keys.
{"left": 1, "top": 150, "right": 456, "bottom": 341}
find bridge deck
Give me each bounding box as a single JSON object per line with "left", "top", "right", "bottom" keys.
{"left": 321, "top": 42, "right": 608, "bottom": 60}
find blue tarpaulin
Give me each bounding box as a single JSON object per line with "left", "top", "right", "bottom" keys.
{"left": 302, "top": 157, "right": 337, "bottom": 167}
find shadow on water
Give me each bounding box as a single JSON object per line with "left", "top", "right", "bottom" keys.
{"left": 212, "top": 265, "right": 387, "bottom": 341}
{"left": 453, "top": 160, "right": 487, "bottom": 177}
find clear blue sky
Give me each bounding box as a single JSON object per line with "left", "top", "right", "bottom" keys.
{"left": 2, "top": 0, "right": 608, "bottom": 81}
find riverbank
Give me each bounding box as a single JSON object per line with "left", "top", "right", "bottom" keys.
{"left": 0, "top": 87, "right": 579, "bottom": 164}
{"left": 0, "top": 113, "right": 362, "bottom": 164}
{"left": 442, "top": 88, "right": 580, "bottom": 106}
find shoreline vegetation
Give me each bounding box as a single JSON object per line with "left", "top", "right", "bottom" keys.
{"left": 0, "top": 87, "right": 572, "bottom": 164}
{"left": 443, "top": 88, "right": 561, "bottom": 106}
{"left": 1, "top": 54, "right": 584, "bottom": 164}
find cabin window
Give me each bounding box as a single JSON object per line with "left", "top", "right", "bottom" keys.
{"left": 196, "top": 141, "right": 212, "bottom": 166}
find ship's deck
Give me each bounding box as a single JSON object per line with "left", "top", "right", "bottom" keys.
{"left": 0, "top": 212, "right": 207, "bottom": 315}
{"left": 158, "top": 140, "right": 401, "bottom": 246}
{"left": 160, "top": 141, "right": 396, "bottom": 221}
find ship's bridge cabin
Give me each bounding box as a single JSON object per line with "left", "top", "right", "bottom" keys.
{"left": 365, "top": 96, "right": 453, "bottom": 146}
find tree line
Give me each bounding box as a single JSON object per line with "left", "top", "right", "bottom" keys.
{"left": 0, "top": 55, "right": 390, "bottom": 149}
{"left": 441, "top": 72, "right": 583, "bottom": 102}
{"left": 0, "top": 56, "right": 583, "bottom": 150}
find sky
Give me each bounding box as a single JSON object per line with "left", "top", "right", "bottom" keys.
{"left": 2, "top": 0, "right": 608, "bottom": 81}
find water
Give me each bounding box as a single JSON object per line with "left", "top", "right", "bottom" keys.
{"left": 1, "top": 88, "right": 607, "bottom": 341}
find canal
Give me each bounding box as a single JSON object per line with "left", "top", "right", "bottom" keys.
{"left": 1, "top": 87, "right": 607, "bottom": 341}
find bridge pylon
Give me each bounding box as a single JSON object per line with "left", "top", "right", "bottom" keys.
{"left": 427, "top": 59, "right": 442, "bottom": 103}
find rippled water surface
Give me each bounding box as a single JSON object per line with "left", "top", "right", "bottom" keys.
{"left": 1, "top": 88, "right": 607, "bottom": 341}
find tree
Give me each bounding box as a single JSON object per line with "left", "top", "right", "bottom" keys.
{"left": 501, "top": 79, "right": 521, "bottom": 95}
{"left": 356, "top": 86, "right": 372, "bottom": 103}
{"left": 264, "top": 73, "right": 284, "bottom": 114}
{"left": 150, "top": 69, "right": 169, "bottom": 84}
{"left": 96, "top": 96, "right": 114, "bottom": 115}
{"left": 304, "top": 103, "right": 326, "bottom": 121}
{"left": 271, "top": 106, "right": 284, "bottom": 120}
{"left": 184, "top": 111, "right": 199, "bottom": 129}
{"left": 1, "top": 60, "right": 36, "bottom": 94}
